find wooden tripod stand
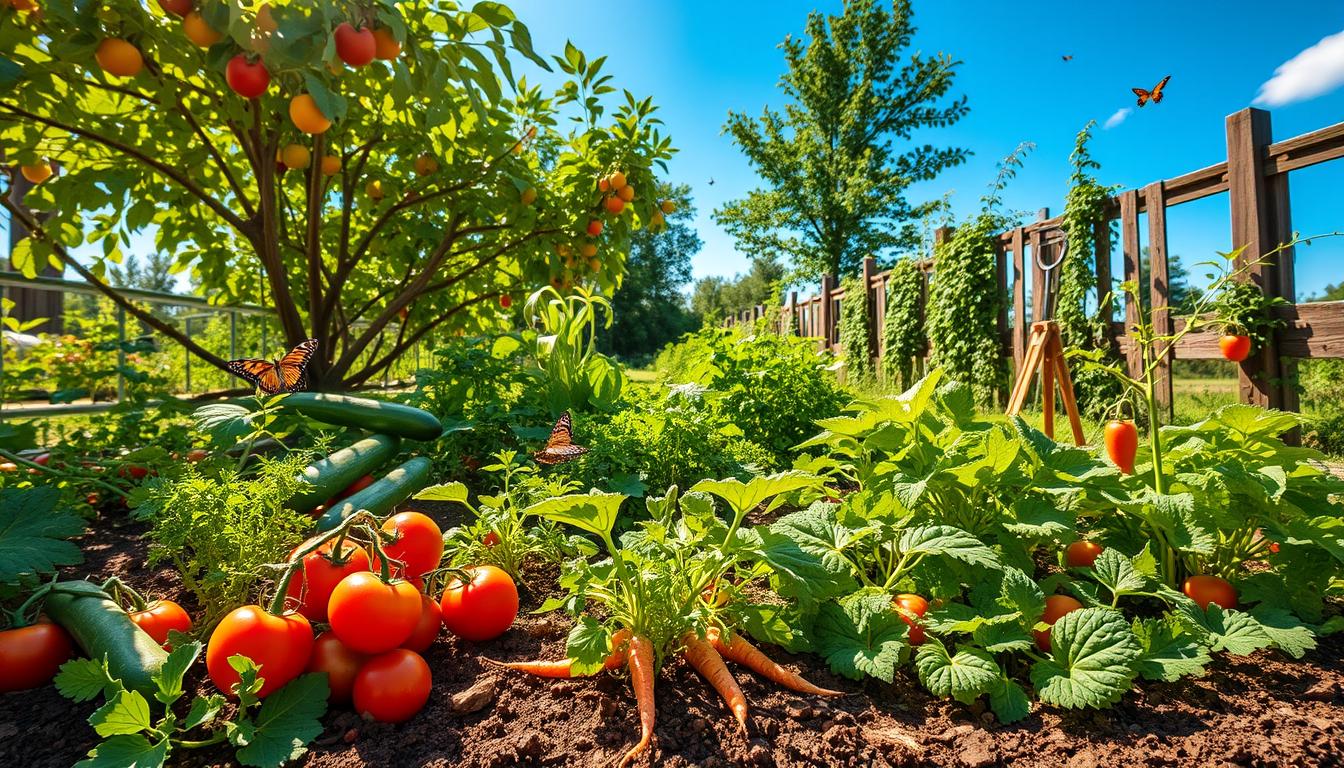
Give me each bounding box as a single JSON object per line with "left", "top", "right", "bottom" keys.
{"left": 1006, "top": 320, "right": 1085, "bottom": 445}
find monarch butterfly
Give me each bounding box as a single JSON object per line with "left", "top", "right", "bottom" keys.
{"left": 227, "top": 339, "right": 318, "bottom": 395}
{"left": 1061, "top": 55, "right": 1073, "bottom": 62}
{"left": 533, "top": 411, "right": 588, "bottom": 465}
{"left": 1132, "top": 75, "right": 1171, "bottom": 107}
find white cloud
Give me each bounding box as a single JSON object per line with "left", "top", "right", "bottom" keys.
{"left": 1254, "top": 29, "right": 1344, "bottom": 106}
{"left": 1103, "top": 108, "right": 1131, "bottom": 129}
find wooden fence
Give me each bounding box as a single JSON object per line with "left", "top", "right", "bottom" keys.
{"left": 725, "top": 107, "right": 1344, "bottom": 420}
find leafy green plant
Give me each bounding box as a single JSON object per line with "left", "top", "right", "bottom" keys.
{"left": 837, "top": 275, "right": 873, "bottom": 383}
{"left": 1210, "top": 278, "right": 1289, "bottom": 348}
{"left": 0, "top": 486, "right": 83, "bottom": 601}
{"left": 56, "top": 641, "right": 327, "bottom": 768}
{"left": 881, "top": 257, "right": 924, "bottom": 390}
{"left": 523, "top": 286, "right": 627, "bottom": 415}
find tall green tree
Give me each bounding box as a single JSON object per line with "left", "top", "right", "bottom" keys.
{"left": 715, "top": 0, "right": 968, "bottom": 278}
{"left": 690, "top": 256, "right": 785, "bottom": 326}
{"left": 599, "top": 183, "right": 699, "bottom": 361}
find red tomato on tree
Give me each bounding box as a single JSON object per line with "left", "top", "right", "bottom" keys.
{"left": 206, "top": 605, "right": 313, "bottom": 698}
{"left": 327, "top": 572, "right": 422, "bottom": 654}
{"left": 129, "top": 599, "right": 193, "bottom": 649}
{"left": 439, "top": 565, "right": 518, "bottom": 643}
{"left": 0, "top": 623, "right": 74, "bottom": 692}
{"left": 1219, "top": 334, "right": 1252, "bottom": 362}
{"left": 1104, "top": 419, "right": 1138, "bottom": 474}
{"left": 1183, "top": 575, "right": 1237, "bottom": 610}
{"left": 306, "top": 631, "right": 367, "bottom": 704}
{"left": 353, "top": 649, "right": 432, "bottom": 723}
{"left": 1034, "top": 594, "right": 1084, "bottom": 652}
{"left": 374, "top": 511, "right": 443, "bottom": 579}
{"left": 400, "top": 594, "right": 443, "bottom": 653}
{"left": 333, "top": 22, "right": 376, "bottom": 67}
{"left": 225, "top": 54, "right": 270, "bottom": 99}
{"left": 1065, "top": 540, "right": 1104, "bottom": 568}
{"left": 892, "top": 593, "right": 929, "bottom": 646}
{"left": 499, "top": 294, "right": 512, "bottom": 309}
{"left": 285, "top": 537, "right": 371, "bottom": 622}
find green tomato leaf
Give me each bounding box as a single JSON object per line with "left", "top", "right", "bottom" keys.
{"left": 522, "top": 490, "right": 626, "bottom": 538}
{"left": 913, "top": 642, "right": 1000, "bottom": 705}
{"left": 898, "top": 525, "right": 1000, "bottom": 570}
{"left": 690, "top": 471, "right": 819, "bottom": 517}
{"left": 90, "top": 689, "right": 153, "bottom": 737}
{"left": 56, "top": 656, "right": 121, "bottom": 703}
{"left": 1030, "top": 607, "right": 1141, "bottom": 710}
{"left": 1132, "top": 616, "right": 1211, "bottom": 682}
{"left": 812, "top": 593, "right": 909, "bottom": 683}
{"left": 413, "top": 482, "right": 470, "bottom": 504}
{"left": 1176, "top": 603, "right": 1274, "bottom": 656}
{"left": 233, "top": 673, "right": 329, "bottom": 768}
{"left": 1091, "top": 547, "right": 1150, "bottom": 600}
{"left": 0, "top": 485, "right": 84, "bottom": 582}
{"left": 1248, "top": 606, "right": 1317, "bottom": 660}
{"left": 733, "top": 602, "right": 812, "bottom": 653}
{"left": 751, "top": 526, "right": 856, "bottom": 606}
{"left": 182, "top": 694, "right": 226, "bottom": 730}
{"left": 152, "top": 641, "right": 202, "bottom": 705}
{"left": 74, "top": 734, "right": 169, "bottom": 768}
{"left": 989, "top": 677, "right": 1032, "bottom": 724}
{"left": 769, "top": 503, "right": 867, "bottom": 582}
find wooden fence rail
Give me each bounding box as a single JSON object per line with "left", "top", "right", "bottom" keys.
{"left": 725, "top": 107, "right": 1344, "bottom": 420}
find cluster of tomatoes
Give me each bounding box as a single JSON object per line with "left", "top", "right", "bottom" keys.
{"left": 208, "top": 510, "right": 520, "bottom": 723}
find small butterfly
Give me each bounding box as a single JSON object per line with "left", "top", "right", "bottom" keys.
{"left": 533, "top": 411, "right": 588, "bottom": 465}
{"left": 227, "top": 339, "right": 318, "bottom": 395}
{"left": 1132, "top": 75, "right": 1171, "bottom": 107}
{"left": 1061, "top": 55, "right": 1073, "bottom": 62}
{"left": 707, "top": 178, "right": 716, "bottom": 186}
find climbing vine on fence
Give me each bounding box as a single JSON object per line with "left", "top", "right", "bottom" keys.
{"left": 882, "top": 257, "right": 924, "bottom": 390}
{"left": 838, "top": 275, "right": 873, "bottom": 382}
{"left": 928, "top": 144, "right": 1031, "bottom": 407}
{"left": 1058, "top": 122, "right": 1124, "bottom": 418}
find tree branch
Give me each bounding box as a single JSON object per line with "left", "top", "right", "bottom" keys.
{"left": 346, "top": 291, "right": 500, "bottom": 387}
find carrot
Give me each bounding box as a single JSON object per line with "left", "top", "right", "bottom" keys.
{"left": 619, "top": 634, "right": 656, "bottom": 768}
{"left": 680, "top": 632, "right": 747, "bottom": 731}
{"left": 488, "top": 628, "right": 633, "bottom": 678}
{"left": 707, "top": 627, "right": 842, "bottom": 697}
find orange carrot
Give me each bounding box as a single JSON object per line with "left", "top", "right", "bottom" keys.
{"left": 707, "top": 627, "right": 842, "bottom": 697}
{"left": 488, "top": 628, "right": 633, "bottom": 678}
{"left": 681, "top": 632, "right": 747, "bottom": 731}
{"left": 619, "top": 634, "right": 656, "bottom": 768}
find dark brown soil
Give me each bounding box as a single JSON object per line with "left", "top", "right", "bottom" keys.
{"left": 3, "top": 512, "right": 1342, "bottom": 768}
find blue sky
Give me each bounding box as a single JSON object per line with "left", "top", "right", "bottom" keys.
{"left": 509, "top": 0, "right": 1344, "bottom": 299}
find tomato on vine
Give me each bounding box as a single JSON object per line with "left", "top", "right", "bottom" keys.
{"left": 374, "top": 511, "right": 444, "bottom": 579}
{"left": 440, "top": 565, "right": 518, "bottom": 643}
{"left": 401, "top": 594, "right": 443, "bottom": 653}
{"left": 285, "top": 536, "right": 371, "bottom": 623}
{"left": 306, "top": 631, "right": 367, "bottom": 704}
{"left": 353, "top": 649, "right": 432, "bottom": 723}
{"left": 129, "top": 600, "right": 192, "bottom": 650}
{"left": 892, "top": 593, "right": 929, "bottom": 645}
{"left": 327, "top": 571, "right": 422, "bottom": 654}
{"left": 1104, "top": 419, "right": 1137, "bottom": 474}
{"left": 1065, "top": 540, "right": 1104, "bottom": 568}
{"left": 206, "top": 605, "right": 313, "bottom": 698}
{"left": 1183, "top": 575, "right": 1237, "bottom": 610}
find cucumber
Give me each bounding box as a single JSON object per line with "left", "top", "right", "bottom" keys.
{"left": 43, "top": 581, "right": 169, "bottom": 697}
{"left": 316, "top": 456, "right": 434, "bottom": 531}
{"left": 287, "top": 434, "right": 400, "bottom": 512}
{"left": 279, "top": 393, "right": 442, "bottom": 441}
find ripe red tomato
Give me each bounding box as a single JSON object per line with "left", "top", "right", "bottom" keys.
{"left": 225, "top": 54, "right": 270, "bottom": 99}
{"left": 375, "top": 511, "right": 444, "bottom": 579}
{"left": 0, "top": 623, "right": 74, "bottom": 692}
{"left": 158, "top": 0, "right": 192, "bottom": 16}
{"left": 1034, "top": 594, "right": 1084, "bottom": 652}
{"left": 1183, "top": 575, "right": 1237, "bottom": 610}
{"left": 327, "top": 572, "right": 422, "bottom": 654}
{"left": 129, "top": 599, "right": 192, "bottom": 649}
{"left": 338, "top": 474, "right": 375, "bottom": 499}
{"left": 1219, "top": 334, "right": 1252, "bottom": 362}
{"left": 334, "top": 22, "right": 376, "bottom": 67}
{"left": 1104, "top": 420, "right": 1138, "bottom": 474}
{"left": 498, "top": 294, "right": 512, "bottom": 309}
{"left": 285, "top": 537, "right": 371, "bottom": 622}
{"left": 207, "top": 605, "right": 313, "bottom": 698}
{"left": 1065, "top": 540, "right": 1104, "bottom": 568}
{"left": 401, "top": 594, "right": 442, "bottom": 653}
{"left": 892, "top": 593, "right": 929, "bottom": 645}
{"left": 440, "top": 565, "right": 518, "bottom": 643}
{"left": 482, "top": 531, "right": 500, "bottom": 549}
{"left": 353, "top": 649, "right": 432, "bottom": 723}
{"left": 306, "top": 631, "right": 367, "bottom": 704}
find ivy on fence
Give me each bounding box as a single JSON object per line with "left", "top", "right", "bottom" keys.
{"left": 838, "top": 275, "right": 873, "bottom": 382}
{"left": 882, "top": 257, "right": 924, "bottom": 390}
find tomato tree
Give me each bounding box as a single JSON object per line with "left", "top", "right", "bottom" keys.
{"left": 0, "top": 0, "right": 673, "bottom": 389}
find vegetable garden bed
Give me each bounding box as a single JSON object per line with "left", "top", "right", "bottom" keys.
{"left": 5, "top": 504, "right": 1340, "bottom": 768}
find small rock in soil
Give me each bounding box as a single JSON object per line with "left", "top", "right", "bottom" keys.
{"left": 450, "top": 677, "right": 496, "bottom": 715}
{"left": 956, "top": 729, "right": 997, "bottom": 768}
{"left": 786, "top": 704, "right": 813, "bottom": 719}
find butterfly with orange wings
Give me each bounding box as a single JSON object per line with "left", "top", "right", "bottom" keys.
{"left": 533, "top": 411, "right": 588, "bottom": 465}
{"left": 1132, "top": 75, "right": 1171, "bottom": 107}
{"left": 227, "top": 339, "right": 319, "bottom": 395}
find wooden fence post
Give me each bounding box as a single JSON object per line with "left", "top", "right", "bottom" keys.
{"left": 1145, "top": 181, "right": 1173, "bottom": 422}
{"left": 1226, "top": 107, "right": 1291, "bottom": 411}
{"left": 1012, "top": 227, "right": 1026, "bottom": 373}
{"left": 1029, "top": 208, "right": 1049, "bottom": 324}
{"left": 1119, "top": 190, "right": 1143, "bottom": 379}
{"left": 1095, "top": 219, "right": 1114, "bottom": 348}
{"left": 818, "top": 274, "right": 835, "bottom": 352}
{"left": 861, "top": 256, "right": 877, "bottom": 369}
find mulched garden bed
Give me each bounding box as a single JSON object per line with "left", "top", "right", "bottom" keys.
{"left": 4, "top": 509, "right": 1341, "bottom": 768}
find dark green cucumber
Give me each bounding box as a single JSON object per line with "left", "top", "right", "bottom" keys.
{"left": 43, "top": 581, "right": 169, "bottom": 696}
{"left": 279, "top": 393, "right": 442, "bottom": 441}
{"left": 316, "top": 456, "right": 434, "bottom": 530}
{"left": 287, "top": 434, "right": 401, "bottom": 512}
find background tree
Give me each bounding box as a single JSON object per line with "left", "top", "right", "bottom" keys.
{"left": 0, "top": 0, "right": 672, "bottom": 390}
{"left": 689, "top": 256, "right": 785, "bottom": 327}
{"left": 598, "top": 183, "right": 698, "bottom": 363}
{"left": 715, "top": 0, "right": 967, "bottom": 279}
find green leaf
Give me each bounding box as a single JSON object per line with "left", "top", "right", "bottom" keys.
{"left": 522, "top": 490, "right": 627, "bottom": 538}
{"left": 1091, "top": 547, "right": 1150, "bottom": 600}
{"left": 996, "top": 566, "right": 1044, "bottom": 625}
{"left": 1132, "top": 616, "right": 1211, "bottom": 682}
{"left": 182, "top": 694, "right": 225, "bottom": 730}
{"left": 1176, "top": 603, "right": 1274, "bottom": 657}
{"left": 228, "top": 655, "right": 265, "bottom": 706}
{"left": 413, "top": 482, "right": 469, "bottom": 504}
{"left": 75, "top": 734, "right": 169, "bottom": 768}
{"left": 812, "top": 593, "right": 908, "bottom": 683}
{"left": 233, "top": 674, "right": 328, "bottom": 768}
{"left": 913, "top": 642, "right": 1000, "bottom": 705}
{"left": 690, "top": 471, "right": 819, "bottom": 517}
{"left": 897, "top": 525, "right": 999, "bottom": 570}
{"left": 989, "top": 678, "right": 1031, "bottom": 724}
{"left": 734, "top": 602, "right": 811, "bottom": 653}
{"left": 0, "top": 486, "right": 84, "bottom": 582}
{"left": 152, "top": 641, "right": 201, "bottom": 705}
{"left": 752, "top": 526, "right": 856, "bottom": 605}
{"left": 769, "top": 503, "right": 866, "bottom": 582}
{"left": 1247, "top": 606, "right": 1317, "bottom": 660}
{"left": 1030, "top": 607, "right": 1141, "bottom": 709}
{"left": 56, "top": 657, "right": 120, "bottom": 703}
{"left": 565, "top": 615, "right": 612, "bottom": 677}
{"left": 90, "top": 689, "right": 153, "bottom": 737}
